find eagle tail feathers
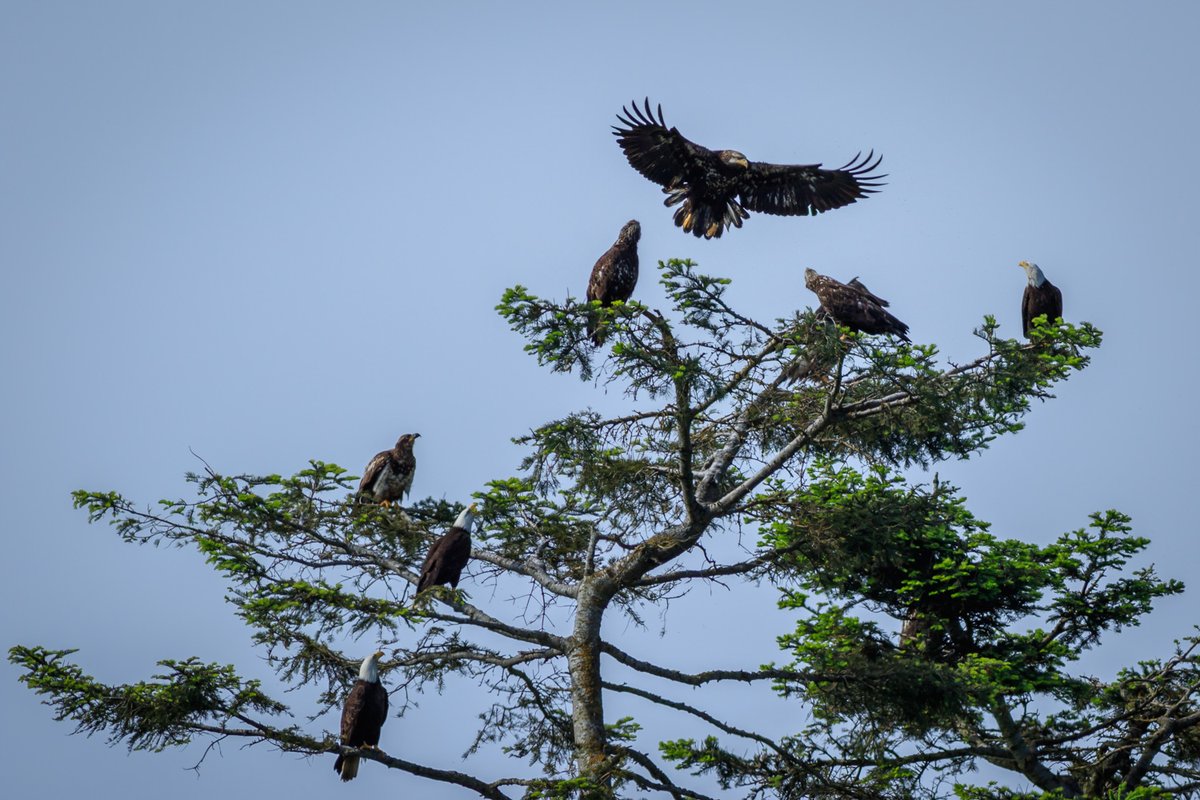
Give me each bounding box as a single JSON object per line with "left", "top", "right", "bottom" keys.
{"left": 672, "top": 202, "right": 696, "bottom": 235}
{"left": 672, "top": 200, "right": 723, "bottom": 239}
{"left": 335, "top": 753, "right": 360, "bottom": 781}
{"left": 586, "top": 310, "right": 605, "bottom": 347}
{"left": 887, "top": 313, "right": 911, "bottom": 342}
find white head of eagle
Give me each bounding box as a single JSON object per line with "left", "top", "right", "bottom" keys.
{"left": 454, "top": 503, "right": 478, "bottom": 532}
{"left": 1019, "top": 260, "right": 1047, "bottom": 288}
{"left": 359, "top": 650, "right": 383, "bottom": 682}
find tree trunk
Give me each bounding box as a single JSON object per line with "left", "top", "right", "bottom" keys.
{"left": 568, "top": 576, "right": 613, "bottom": 795}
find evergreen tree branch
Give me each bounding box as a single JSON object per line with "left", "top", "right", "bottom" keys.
{"left": 603, "top": 680, "right": 798, "bottom": 764}
{"left": 471, "top": 547, "right": 581, "bottom": 598}
{"left": 612, "top": 744, "right": 722, "bottom": 800}
{"left": 710, "top": 401, "right": 836, "bottom": 514}
{"left": 599, "top": 641, "right": 812, "bottom": 686}
{"left": 627, "top": 549, "right": 781, "bottom": 588}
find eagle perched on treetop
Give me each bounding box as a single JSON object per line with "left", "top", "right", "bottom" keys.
{"left": 804, "top": 268, "right": 910, "bottom": 341}
{"left": 1018, "top": 260, "right": 1063, "bottom": 339}
{"left": 358, "top": 433, "right": 418, "bottom": 508}
{"left": 586, "top": 220, "right": 640, "bottom": 346}
{"left": 613, "top": 98, "right": 884, "bottom": 239}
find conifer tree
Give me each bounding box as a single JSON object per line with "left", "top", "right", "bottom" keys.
{"left": 14, "top": 259, "right": 1197, "bottom": 799}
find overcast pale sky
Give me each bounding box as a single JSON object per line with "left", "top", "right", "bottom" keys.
{"left": 3, "top": 2, "right": 1199, "bottom": 797}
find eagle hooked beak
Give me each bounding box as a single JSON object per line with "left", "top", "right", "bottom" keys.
{"left": 1017, "top": 260, "right": 1031, "bottom": 269}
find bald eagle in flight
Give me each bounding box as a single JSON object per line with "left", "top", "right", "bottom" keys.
{"left": 587, "top": 220, "right": 640, "bottom": 346}
{"left": 358, "top": 433, "right": 418, "bottom": 507}
{"left": 804, "top": 269, "right": 909, "bottom": 341}
{"left": 613, "top": 98, "right": 884, "bottom": 239}
{"left": 334, "top": 651, "right": 388, "bottom": 781}
{"left": 416, "top": 504, "right": 477, "bottom": 595}
{"left": 1018, "top": 261, "right": 1063, "bottom": 338}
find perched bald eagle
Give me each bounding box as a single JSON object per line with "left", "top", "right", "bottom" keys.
{"left": 804, "top": 269, "right": 909, "bottom": 341}
{"left": 416, "top": 504, "right": 476, "bottom": 595}
{"left": 334, "top": 651, "right": 388, "bottom": 782}
{"left": 358, "top": 433, "right": 419, "bottom": 507}
{"left": 587, "top": 220, "right": 641, "bottom": 346}
{"left": 1018, "top": 261, "right": 1063, "bottom": 338}
{"left": 613, "top": 99, "right": 884, "bottom": 239}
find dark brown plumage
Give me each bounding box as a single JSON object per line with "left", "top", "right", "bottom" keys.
{"left": 1018, "top": 261, "right": 1063, "bottom": 338}
{"left": 334, "top": 651, "right": 388, "bottom": 781}
{"left": 416, "top": 504, "right": 476, "bottom": 595}
{"left": 358, "top": 433, "right": 418, "bottom": 507}
{"left": 586, "top": 220, "right": 640, "bottom": 346}
{"left": 613, "top": 98, "right": 884, "bottom": 239}
{"left": 804, "top": 268, "right": 910, "bottom": 341}
{"left": 846, "top": 277, "right": 890, "bottom": 309}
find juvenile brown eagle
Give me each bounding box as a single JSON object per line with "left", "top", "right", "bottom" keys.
{"left": 613, "top": 98, "right": 884, "bottom": 239}
{"left": 586, "top": 220, "right": 640, "bottom": 346}
{"left": 416, "top": 503, "right": 477, "bottom": 595}
{"left": 358, "top": 433, "right": 418, "bottom": 507}
{"left": 334, "top": 650, "right": 388, "bottom": 781}
{"left": 804, "top": 269, "right": 909, "bottom": 341}
{"left": 1018, "top": 261, "right": 1063, "bottom": 338}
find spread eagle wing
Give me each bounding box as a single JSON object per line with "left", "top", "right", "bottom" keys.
{"left": 737, "top": 152, "right": 885, "bottom": 217}
{"left": 357, "top": 450, "right": 391, "bottom": 494}
{"left": 612, "top": 99, "right": 716, "bottom": 188}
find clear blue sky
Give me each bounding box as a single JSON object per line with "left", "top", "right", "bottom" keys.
{"left": 3, "top": 2, "right": 1198, "bottom": 797}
